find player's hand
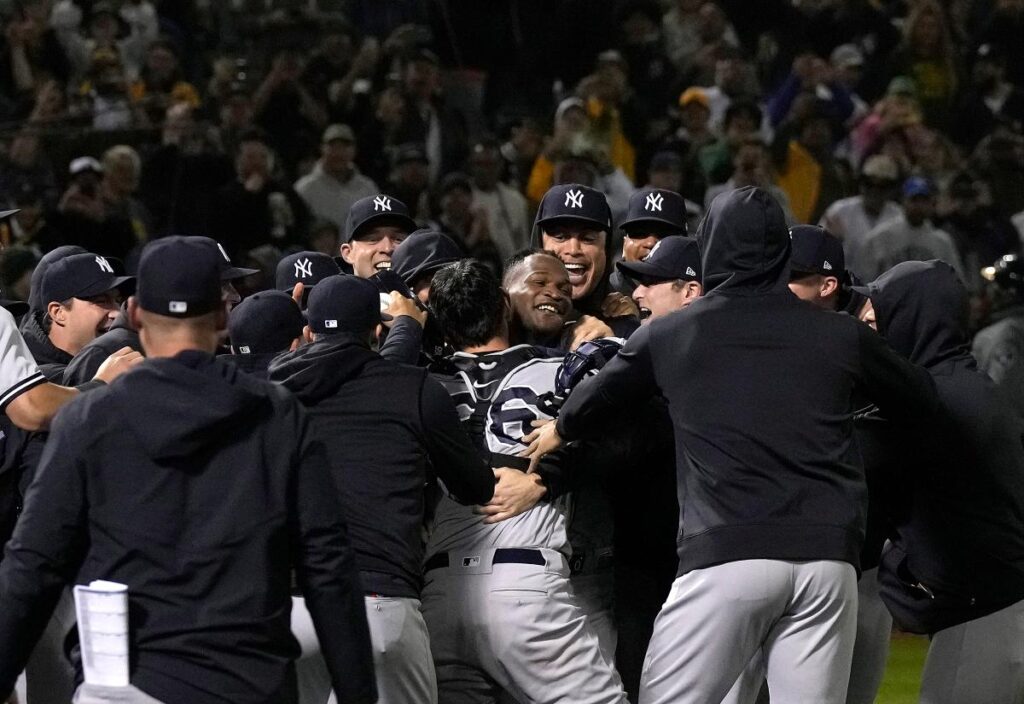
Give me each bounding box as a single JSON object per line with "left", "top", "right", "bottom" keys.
{"left": 93, "top": 347, "right": 144, "bottom": 384}
{"left": 568, "top": 315, "right": 614, "bottom": 350}
{"left": 475, "top": 469, "right": 547, "bottom": 524}
{"left": 290, "top": 281, "right": 305, "bottom": 308}
{"left": 382, "top": 291, "right": 427, "bottom": 329}
{"left": 601, "top": 292, "right": 639, "bottom": 319}
{"left": 520, "top": 419, "right": 563, "bottom": 473}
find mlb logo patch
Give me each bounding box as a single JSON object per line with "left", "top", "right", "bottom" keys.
{"left": 169, "top": 301, "right": 188, "bottom": 313}
{"left": 324, "top": 320, "right": 338, "bottom": 329}
{"left": 462, "top": 556, "right": 481, "bottom": 568}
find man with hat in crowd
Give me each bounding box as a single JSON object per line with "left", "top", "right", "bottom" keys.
{"left": 617, "top": 235, "right": 703, "bottom": 323}
{"left": 62, "top": 236, "right": 259, "bottom": 385}
{"left": 295, "top": 124, "right": 379, "bottom": 231}
{"left": 341, "top": 193, "right": 418, "bottom": 279}
{"left": 225, "top": 290, "right": 305, "bottom": 379}
{"left": 275, "top": 250, "right": 342, "bottom": 307}
{"left": 32, "top": 252, "right": 133, "bottom": 379}
{"left": 269, "top": 274, "right": 494, "bottom": 704}
{"left": 386, "top": 144, "right": 431, "bottom": 219}
{"left": 532, "top": 183, "right": 639, "bottom": 338}
{"left": 820, "top": 154, "right": 903, "bottom": 264}
{"left": 787, "top": 225, "right": 848, "bottom": 311}
{"left": 0, "top": 236, "right": 376, "bottom": 704}
{"left": 610, "top": 188, "right": 692, "bottom": 296}
{"left": 853, "top": 176, "right": 965, "bottom": 282}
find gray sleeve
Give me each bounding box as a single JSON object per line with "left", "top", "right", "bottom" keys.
{"left": 0, "top": 309, "right": 45, "bottom": 410}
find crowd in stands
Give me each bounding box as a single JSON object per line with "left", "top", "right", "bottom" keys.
{"left": 0, "top": 0, "right": 1023, "bottom": 330}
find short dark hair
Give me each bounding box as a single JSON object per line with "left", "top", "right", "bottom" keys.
{"left": 431, "top": 259, "right": 506, "bottom": 350}
{"left": 502, "top": 248, "right": 563, "bottom": 287}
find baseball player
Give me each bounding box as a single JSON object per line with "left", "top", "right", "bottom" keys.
{"left": 270, "top": 274, "right": 495, "bottom": 704}
{"left": 523, "top": 187, "right": 939, "bottom": 704}
{"left": 340, "top": 194, "right": 417, "bottom": 278}
{"left": 0, "top": 236, "right": 376, "bottom": 704}
{"left": 224, "top": 290, "right": 305, "bottom": 379}
{"left": 855, "top": 261, "right": 1024, "bottom": 704}
{"left": 424, "top": 259, "right": 628, "bottom": 704}
{"left": 972, "top": 253, "right": 1024, "bottom": 418}
{"left": 609, "top": 188, "right": 690, "bottom": 296}
{"left": 275, "top": 250, "right": 343, "bottom": 306}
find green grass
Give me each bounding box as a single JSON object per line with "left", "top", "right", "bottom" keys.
{"left": 875, "top": 634, "right": 930, "bottom": 704}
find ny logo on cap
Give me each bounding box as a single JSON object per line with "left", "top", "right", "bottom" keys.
{"left": 216, "top": 242, "right": 232, "bottom": 263}
{"left": 373, "top": 196, "right": 392, "bottom": 212}
{"left": 686, "top": 267, "right": 697, "bottom": 277}
{"left": 294, "top": 257, "right": 313, "bottom": 279}
{"left": 564, "top": 189, "right": 584, "bottom": 209}
{"left": 645, "top": 192, "right": 664, "bottom": 212}
{"left": 822, "top": 261, "right": 833, "bottom": 271}
{"left": 95, "top": 256, "right": 113, "bottom": 274}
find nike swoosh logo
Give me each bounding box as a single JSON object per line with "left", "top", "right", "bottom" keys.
{"left": 472, "top": 379, "right": 499, "bottom": 389}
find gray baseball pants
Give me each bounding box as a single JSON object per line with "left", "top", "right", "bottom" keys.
{"left": 719, "top": 566, "right": 891, "bottom": 704}
{"left": 919, "top": 597, "right": 1024, "bottom": 704}
{"left": 639, "top": 559, "right": 857, "bottom": 704}
{"left": 291, "top": 594, "right": 437, "bottom": 704}
{"left": 421, "top": 547, "right": 628, "bottom": 704}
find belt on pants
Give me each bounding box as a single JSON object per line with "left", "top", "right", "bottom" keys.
{"left": 424, "top": 548, "right": 545, "bottom": 572}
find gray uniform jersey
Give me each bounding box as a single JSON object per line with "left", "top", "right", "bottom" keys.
{"left": 428, "top": 346, "right": 570, "bottom": 558}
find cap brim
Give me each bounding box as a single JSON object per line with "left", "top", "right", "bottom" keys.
{"left": 0, "top": 300, "right": 28, "bottom": 316}
{"left": 849, "top": 284, "right": 872, "bottom": 297}
{"left": 620, "top": 216, "right": 687, "bottom": 233}
{"left": 221, "top": 266, "right": 260, "bottom": 281}
{"left": 0, "top": 209, "right": 20, "bottom": 220}
{"left": 536, "top": 214, "right": 610, "bottom": 231}
{"left": 76, "top": 275, "right": 136, "bottom": 299}
{"left": 349, "top": 213, "right": 418, "bottom": 242}
{"left": 616, "top": 259, "right": 675, "bottom": 282}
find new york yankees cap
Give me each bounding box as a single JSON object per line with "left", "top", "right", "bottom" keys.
{"left": 275, "top": 251, "right": 342, "bottom": 291}
{"left": 40, "top": 252, "right": 134, "bottom": 306}
{"left": 534, "top": 183, "right": 612, "bottom": 232}
{"left": 228, "top": 290, "right": 304, "bottom": 354}
{"left": 789, "top": 225, "right": 844, "bottom": 277}
{"left": 306, "top": 274, "right": 381, "bottom": 335}
{"left": 183, "top": 236, "right": 260, "bottom": 281}
{"left": 344, "top": 194, "right": 418, "bottom": 242}
{"left": 616, "top": 236, "right": 702, "bottom": 284}
{"left": 619, "top": 187, "right": 688, "bottom": 235}
{"left": 136, "top": 236, "right": 223, "bottom": 318}
{"left": 28, "top": 245, "right": 89, "bottom": 312}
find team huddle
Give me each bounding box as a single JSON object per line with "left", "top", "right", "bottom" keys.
{"left": 0, "top": 182, "right": 1022, "bottom": 704}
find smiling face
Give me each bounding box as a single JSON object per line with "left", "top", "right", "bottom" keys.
{"left": 541, "top": 224, "right": 607, "bottom": 301}
{"left": 632, "top": 278, "right": 700, "bottom": 323}
{"left": 506, "top": 253, "right": 573, "bottom": 337}
{"left": 340, "top": 224, "right": 409, "bottom": 278}
{"left": 48, "top": 289, "right": 122, "bottom": 355}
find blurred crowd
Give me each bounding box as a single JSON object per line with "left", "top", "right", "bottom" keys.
{"left": 0, "top": 0, "right": 1023, "bottom": 331}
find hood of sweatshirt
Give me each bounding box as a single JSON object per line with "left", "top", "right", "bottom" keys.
{"left": 268, "top": 334, "right": 379, "bottom": 404}
{"left": 858, "top": 259, "right": 971, "bottom": 369}
{"left": 19, "top": 310, "right": 73, "bottom": 367}
{"left": 695, "top": 186, "right": 792, "bottom": 295}
{"left": 120, "top": 350, "right": 273, "bottom": 460}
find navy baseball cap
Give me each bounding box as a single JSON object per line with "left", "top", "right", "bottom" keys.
{"left": 306, "top": 274, "right": 381, "bottom": 335}
{"left": 344, "top": 194, "right": 418, "bottom": 243}
{"left": 137, "top": 236, "right": 223, "bottom": 318}
{"left": 184, "top": 236, "right": 260, "bottom": 281}
{"left": 391, "top": 229, "right": 463, "bottom": 285}
{"left": 534, "top": 184, "right": 612, "bottom": 232}
{"left": 40, "top": 253, "right": 134, "bottom": 306}
{"left": 28, "top": 245, "right": 88, "bottom": 311}
{"left": 789, "top": 225, "right": 844, "bottom": 277}
{"left": 619, "top": 188, "right": 688, "bottom": 235}
{"left": 616, "top": 236, "right": 701, "bottom": 284}
{"left": 275, "top": 251, "right": 341, "bottom": 292}
{"left": 903, "top": 176, "right": 934, "bottom": 198}
{"left": 228, "top": 290, "right": 304, "bottom": 354}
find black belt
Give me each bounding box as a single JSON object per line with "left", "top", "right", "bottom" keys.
{"left": 489, "top": 452, "right": 531, "bottom": 472}
{"left": 424, "top": 548, "right": 545, "bottom": 572}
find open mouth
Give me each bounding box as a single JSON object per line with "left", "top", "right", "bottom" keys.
{"left": 564, "top": 263, "right": 588, "bottom": 285}
{"left": 535, "top": 303, "right": 563, "bottom": 315}
{"left": 374, "top": 260, "right": 392, "bottom": 271}
{"left": 639, "top": 306, "right": 652, "bottom": 320}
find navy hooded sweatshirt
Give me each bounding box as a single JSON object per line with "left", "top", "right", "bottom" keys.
{"left": 270, "top": 334, "right": 494, "bottom": 598}
{"left": 557, "top": 186, "right": 938, "bottom": 574}
{"left": 865, "top": 261, "right": 1024, "bottom": 634}
{"left": 0, "top": 352, "right": 376, "bottom": 704}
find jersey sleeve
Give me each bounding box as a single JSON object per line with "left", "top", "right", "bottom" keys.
{"left": 0, "top": 308, "right": 44, "bottom": 410}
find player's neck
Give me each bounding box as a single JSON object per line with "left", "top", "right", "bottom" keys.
{"left": 462, "top": 335, "right": 510, "bottom": 355}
